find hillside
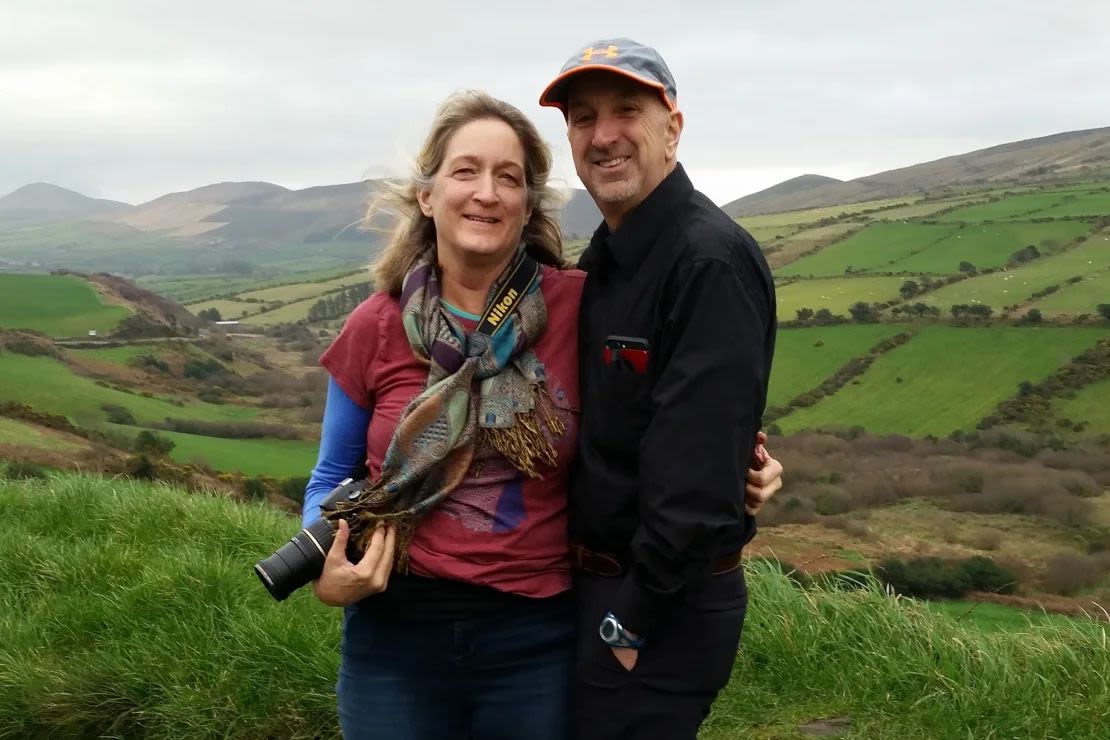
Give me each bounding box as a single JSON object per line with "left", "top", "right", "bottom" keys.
{"left": 726, "top": 126, "right": 1110, "bottom": 216}
{"left": 1, "top": 472, "right": 1106, "bottom": 739}
{"left": 0, "top": 183, "right": 131, "bottom": 221}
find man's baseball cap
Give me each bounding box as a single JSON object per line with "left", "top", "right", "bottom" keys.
{"left": 538, "top": 38, "right": 677, "bottom": 114}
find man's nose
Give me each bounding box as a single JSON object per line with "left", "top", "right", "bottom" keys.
{"left": 590, "top": 113, "right": 621, "bottom": 149}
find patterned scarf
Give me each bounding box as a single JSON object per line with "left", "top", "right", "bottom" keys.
{"left": 328, "top": 247, "right": 565, "bottom": 569}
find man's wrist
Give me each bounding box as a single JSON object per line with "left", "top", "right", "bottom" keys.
{"left": 599, "top": 611, "right": 647, "bottom": 649}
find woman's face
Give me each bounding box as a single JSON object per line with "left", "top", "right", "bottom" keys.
{"left": 418, "top": 117, "right": 532, "bottom": 268}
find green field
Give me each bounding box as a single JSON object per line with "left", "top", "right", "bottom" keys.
{"left": 777, "top": 222, "right": 957, "bottom": 277}
{"left": 0, "top": 274, "right": 131, "bottom": 336}
{"left": 924, "top": 600, "right": 1095, "bottom": 632}
{"left": 184, "top": 298, "right": 262, "bottom": 320}
{"left": 0, "top": 417, "right": 86, "bottom": 452}
{"left": 922, "top": 237, "right": 1109, "bottom": 311}
{"left": 0, "top": 354, "right": 260, "bottom": 428}
{"left": 764, "top": 222, "right": 862, "bottom": 266}
{"left": 1053, "top": 379, "right": 1110, "bottom": 435}
{"left": 149, "top": 428, "right": 319, "bottom": 477}
{"left": 939, "top": 190, "right": 1088, "bottom": 222}
{"left": 887, "top": 220, "right": 1092, "bottom": 274}
{"left": 1027, "top": 267, "right": 1110, "bottom": 316}
{"left": 868, "top": 195, "right": 989, "bottom": 221}
{"left": 68, "top": 345, "right": 165, "bottom": 365}
{"left": 138, "top": 266, "right": 369, "bottom": 304}
{"left": 5, "top": 473, "right": 1106, "bottom": 740}
{"left": 1014, "top": 189, "right": 1110, "bottom": 219}
{"left": 739, "top": 197, "right": 912, "bottom": 231}
{"left": 777, "top": 276, "right": 908, "bottom": 317}
{"left": 776, "top": 326, "right": 1106, "bottom": 436}
{"left": 234, "top": 271, "right": 370, "bottom": 303}
{"left": 768, "top": 325, "right": 906, "bottom": 407}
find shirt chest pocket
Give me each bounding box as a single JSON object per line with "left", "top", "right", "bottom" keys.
{"left": 597, "top": 335, "right": 653, "bottom": 445}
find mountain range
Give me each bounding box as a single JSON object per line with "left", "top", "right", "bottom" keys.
{"left": 2, "top": 125, "right": 1107, "bottom": 276}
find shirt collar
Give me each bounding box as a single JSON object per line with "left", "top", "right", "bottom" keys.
{"left": 587, "top": 163, "right": 693, "bottom": 272}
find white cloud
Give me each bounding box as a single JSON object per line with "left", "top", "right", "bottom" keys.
{"left": 1, "top": 0, "right": 1108, "bottom": 205}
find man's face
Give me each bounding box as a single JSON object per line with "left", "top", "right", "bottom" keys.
{"left": 565, "top": 73, "right": 682, "bottom": 226}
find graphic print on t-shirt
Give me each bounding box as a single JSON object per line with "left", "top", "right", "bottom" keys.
{"left": 439, "top": 451, "right": 526, "bottom": 533}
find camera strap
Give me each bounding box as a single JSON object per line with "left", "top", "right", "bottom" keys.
{"left": 475, "top": 252, "right": 539, "bottom": 337}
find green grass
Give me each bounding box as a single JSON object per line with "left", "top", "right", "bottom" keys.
{"left": 922, "top": 236, "right": 1109, "bottom": 311}
{"left": 868, "top": 195, "right": 988, "bottom": 221}
{"left": 155, "top": 428, "right": 320, "bottom": 477}
{"left": 924, "top": 600, "right": 1095, "bottom": 632}
{"left": 245, "top": 297, "right": 327, "bottom": 326}
{"left": 738, "top": 197, "right": 912, "bottom": 231}
{"left": 938, "top": 190, "right": 1086, "bottom": 222}
{"left": 886, "top": 220, "right": 1092, "bottom": 274}
{"left": 1053, "top": 378, "right": 1110, "bottom": 435}
{"left": 138, "top": 267, "right": 368, "bottom": 304}
{"left": 765, "top": 222, "right": 862, "bottom": 266}
{"left": 1016, "top": 189, "right": 1110, "bottom": 219}
{"left": 768, "top": 325, "right": 906, "bottom": 407}
{"left": 1027, "top": 265, "right": 1110, "bottom": 316}
{"left": 0, "top": 416, "right": 86, "bottom": 452}
{"left": 0, "top": 274, "right": 131, "bottom": 337}
{"left": 68, "top": 345, "right": 164, "bottom": 365}
{"left": 184, "top": 298, "right": 261, "bottom": 320}
{"left": 0, "top": 354, "right": 260, "bottom": 428}
{"left": 777, "top": 276, "right": 908, "bottom": 317}
{"left": 236, "top": 272, "right": 371, "bottom": 303}
{"left": 776, "top": 326, "right": 1107, "bottom": 436}
{"left": 4, "top": 473, "right": 1107, "bottom": 739}
{"left": 777, "top": 222, "right": 957, "bottom": 277}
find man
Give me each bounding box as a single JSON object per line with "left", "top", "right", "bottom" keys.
{"left": 539, "top": 39, "right": 778, "bottom": 739}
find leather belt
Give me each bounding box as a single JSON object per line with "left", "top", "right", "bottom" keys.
{"left": 569, "top": 543, "right": 744, "bottom": 578}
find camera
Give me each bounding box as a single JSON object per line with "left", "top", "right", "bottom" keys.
{"left": 254, "top": 477, "right": 366, "bottom": 601}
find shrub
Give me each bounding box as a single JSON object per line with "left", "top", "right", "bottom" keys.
{"left": 2, "top": 461, "right": 48, "bottom": 480}
{"left": 100, "top": 403, "right": 137, "bottom": 426}
{"left": 243, "top": 477, "right": 269, "bottom": 501}
{"left": 1042, "top": 553, "right": 1105, "bottom": 595}
{"left": 133, "top": 431, "right": 175, "bottom": 457}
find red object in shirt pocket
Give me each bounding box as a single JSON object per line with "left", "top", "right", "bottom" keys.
{"left": 603, "top": 336, "right": 650, "bottom": 374}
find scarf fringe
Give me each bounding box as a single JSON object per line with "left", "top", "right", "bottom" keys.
{"left": 483, "top": 383, "right": 566, "bottom": 479}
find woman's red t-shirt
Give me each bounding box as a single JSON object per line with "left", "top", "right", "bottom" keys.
{"left": 319, "top": 265, "right": 585, "bottom": 598}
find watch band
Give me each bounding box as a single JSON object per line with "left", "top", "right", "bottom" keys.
{"left": 599, "top": 611, "right": 646, "bottom": 649}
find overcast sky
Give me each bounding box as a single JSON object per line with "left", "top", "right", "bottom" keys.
{"left": 2, "top": 0, "right": 1109, "bottom": 206}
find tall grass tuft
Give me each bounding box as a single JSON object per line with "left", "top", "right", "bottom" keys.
{"left": 0, "top": 473, "right": 340, "bottom": 739}
{"left": 2, "top": 473, "right": 1107, "bottom": 739}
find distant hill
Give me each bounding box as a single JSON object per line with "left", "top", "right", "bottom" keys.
{"left": 554, "top": 188, "right": 603, "bottom": 238}
{"left": 0, "top": 183, "right": 131, "bottom": 221}
{"left": 725, "top": 126, "right": 1110, "bottom": 216}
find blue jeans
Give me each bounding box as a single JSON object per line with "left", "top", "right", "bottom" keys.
{"left": 336, "top": 595, "right": 574, "bottom": 740}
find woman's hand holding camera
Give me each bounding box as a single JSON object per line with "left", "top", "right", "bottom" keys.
{"left": 313, "top": 519, "right": 397, "bottom": 607}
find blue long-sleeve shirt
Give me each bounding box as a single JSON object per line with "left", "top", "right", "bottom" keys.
{"left": 302, "top": 376, "right": 371, "bottom": 527}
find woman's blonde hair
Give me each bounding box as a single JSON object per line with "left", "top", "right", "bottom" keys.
{"left": 370, "top": 90, "right": 565, "bottom": 295}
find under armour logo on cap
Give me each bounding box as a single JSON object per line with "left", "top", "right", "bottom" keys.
{"left": 539, "top": 37, "right": 678, "bottom": 114}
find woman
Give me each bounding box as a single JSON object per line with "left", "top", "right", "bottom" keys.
{"left": 302, "top": 90, "right": 782, "bottom": 740}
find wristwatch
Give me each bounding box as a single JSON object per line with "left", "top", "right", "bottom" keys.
{"left": 599, "top": 611, "right": 646, "bottom": 649}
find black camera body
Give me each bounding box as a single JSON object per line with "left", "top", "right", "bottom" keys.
{"left": 254, "top": 477, "right": 366, "bottom": 601}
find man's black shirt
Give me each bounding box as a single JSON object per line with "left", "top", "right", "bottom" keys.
{"left": 572, "top": 164, "right": 776, "bottom": 638}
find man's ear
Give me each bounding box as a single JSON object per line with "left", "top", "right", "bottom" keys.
{"left": 416, "top": 186, "right": 433, "bottom": 217}
{"left": 665, "top": 109, "right": 684, "bottom": 161}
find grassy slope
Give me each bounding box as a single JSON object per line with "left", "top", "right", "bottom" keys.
{"left": 1053, "top": 378, "right": 1110, "bottom": 434}
{"left": 888, "top": 220, "right": 1092, "bottom": 274}
{"left": 777, "top": 222, "right": 957, "bottom": 277}
{"left": 1026, "top": 259, "right": 1110, "bottom": 315}
{"left": 154, "top": 428, "right": 319, "bottom": 477}
{"left": 777, "top": 276, "right": 908, "bottom": 317}
{"left": 0, "top": 354, "right": 260, "bottom": 428}
{"left": 776, "top": 326, "right": 1106, "bottom": 436}
{"left": 0, "top": 417, "right": 86, "bottom": 452}
{"left": 3, "top": 473, "right": 1106, "bottom": 740}
{"left": 0, "top": 274, "right": 131, "bottom": 336}
{"left": 921, "top": 236, "right": 1109, "bottom": 310}
{"left": 768, "top": 325, "right": 906, "bottom": 407}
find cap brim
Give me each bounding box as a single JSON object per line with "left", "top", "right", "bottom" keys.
{"left": 538, "top": 65, "right": 675, "bottom": 113}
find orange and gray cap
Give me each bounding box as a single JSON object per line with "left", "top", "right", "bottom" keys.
{"left": 538, "top": 38, "right": 677, "bottom": 114}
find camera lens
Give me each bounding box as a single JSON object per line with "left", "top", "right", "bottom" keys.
{"left": 254, "top": 518, "right": 335, "bottom": 601}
